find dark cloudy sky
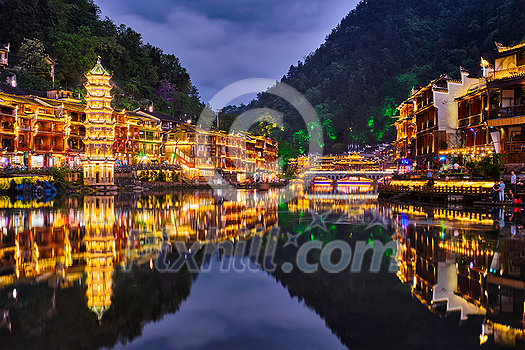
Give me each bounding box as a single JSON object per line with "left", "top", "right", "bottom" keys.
{"left": 95, "top": 0, "right": 359, "bottom": 104}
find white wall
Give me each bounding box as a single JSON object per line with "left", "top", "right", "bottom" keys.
{"left": 434, "top": 72, "right": 480, "bottom": 134}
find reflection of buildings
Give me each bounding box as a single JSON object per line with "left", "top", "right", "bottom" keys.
{"left": 392, "top": 204, "right": 525, "bottom": 347}
{"left": 83, "top": 196, "right": 115, "bottom": 321}
{"left": 396, "top": 223, "right": 487, "bottom": 320}
{"left": 287, "top": 195, "right": 377, "bottom": 219}
{"left": 483, "top": 234, "right": 525, "bottom": 348}
{"left": 115, "top": 191, "right": 279, "bottom": 245}
{"left": 0, "top": 190, "right": 280, "bottom": 321}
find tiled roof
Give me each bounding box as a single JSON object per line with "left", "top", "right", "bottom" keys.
{"left": 495, "top": 41, "right": 525, "bottom": 54}
{"left": 139, "top": 109, "right": 182, "bottom": 122}
{"left": 0, "top": 84, "right": 47, "bottom": 98}
{"left": 86, "top": 56, "right": 111, "bottom": 76}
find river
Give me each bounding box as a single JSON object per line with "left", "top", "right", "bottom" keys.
{"left": 0, "top": 187, "right": 522, "bottom": 349}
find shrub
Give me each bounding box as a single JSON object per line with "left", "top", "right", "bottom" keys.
{"left": 478, "top": 154, "right": 503, "bottom": 181}
{"left": 51, "top": 166, "right": 71, "bottom": 182}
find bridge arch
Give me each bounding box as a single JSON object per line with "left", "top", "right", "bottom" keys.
{"left": 307, "top": 176, "right": 334, "bottom": 190}
{"left": 335, "top": 176, "right": 374, "bottom": 193}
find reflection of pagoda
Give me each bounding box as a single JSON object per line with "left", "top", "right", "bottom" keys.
{"left": 83, "top": 196, "right": 115, "bottom": 321}
{"left": 83, "top": 57, "right": 116, "bottom": 187}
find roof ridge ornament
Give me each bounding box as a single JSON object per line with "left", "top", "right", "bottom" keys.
{"left": 86, "top": 56, "right": 111, "bottom": 77}
{"left": 495, "top": 40, "right": 525, "bottom": 53}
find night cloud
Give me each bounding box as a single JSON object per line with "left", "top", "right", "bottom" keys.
{"left": 95, "top": 0, "right": 359, "bottom": 104}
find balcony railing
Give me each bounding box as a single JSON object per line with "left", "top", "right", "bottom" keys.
{"left": 505, "top": 141, "right": 525, "bottom": 153}
{"left": 458, "top": 113, "right": 483, "bottom": 128}
{"left": 488, "top": 65, "right": 525, "bottom": 81}
{"left": 113, "top": 145, "right": 126, "bottom": 152}
{"left": 34, "top": 145, "right": 50, "bottom": 151}
{"left": 417, "top": 120, "right": 435, "bottom": 132}
{"left": 68, "top": 146, "right": 84, "bottom": 152}
{"left": 488, "top": 105, "right": 525, "bottom": 119}
{"left": 36, "top": 127, "right": 53, "bottom": 133}
{"left": 70, "top": 131, "right": 86, "bottom": 136}
{"left": 417, "top": 146, "right": 433, "bottom": 155}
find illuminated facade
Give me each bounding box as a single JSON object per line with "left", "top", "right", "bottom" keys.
{"left": 393, "top": 98, "right": 415, "bottom": 161}
{"left": 164, "top": 125, "right": 279, "bottom": 182}
{"left": 82, "top": 57, "right": 115, "bottom": 186}
{"left": 394, "top": 41, "right": 525, "bottom": 167}
{"left": 0, "top": 58, "right": 279, "bottom": 179}
{"left": 485, "top": 41, "right": 525, "bottom": 165}
{"left": 0, "top": 44, "right": 8, "bottom": 69}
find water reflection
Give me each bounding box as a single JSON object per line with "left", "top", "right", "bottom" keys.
{"left": 390, "top": 203, "right": 525, "bottom": 348}
{"left": 0, "top": 189, "right": 523, "bottom": 348}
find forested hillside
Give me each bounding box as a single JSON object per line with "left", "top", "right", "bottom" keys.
{"left": 1, "top": 0, "right": 525, "bottom": 159}
{"left": 0, "top": 0, "right": 203, "bottom": 119}
{"left": 226, "top": 0, "right": 525, "bottom": 157}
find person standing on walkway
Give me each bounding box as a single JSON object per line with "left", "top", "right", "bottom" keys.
{"left": 499, "top": 180, "right": 506, "bottom": 203}
{"left": 493, "top": 181, "right": 500, "bottom": 203}
{"left": 511, "top": 171, "right": 516, "bottom": 193}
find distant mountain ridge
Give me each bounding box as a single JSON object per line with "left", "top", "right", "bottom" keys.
{"left": 227, "top": 0, "right": 525, "bottom": 155}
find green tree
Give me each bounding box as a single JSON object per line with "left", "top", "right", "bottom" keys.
{"left": 19, "top": 38, "right": 51, "bottom": 78}
{"left": 478, "top": 153, "right": 503, "bottom": 181}
{"left": 52, "top": 26, "right": 98, "bottom": 86}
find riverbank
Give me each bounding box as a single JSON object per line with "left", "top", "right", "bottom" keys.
{"left": 0, "top": 177, "right": 288, "bottom": 200}
{"left": 378, "top": 179, "right": 496, "bottom": 204}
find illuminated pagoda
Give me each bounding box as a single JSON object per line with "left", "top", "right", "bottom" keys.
{"left": 83, "top": 195, "right": 116, "bottom": 321}
{"left": 82, "top": 57, "right": 116, "bottom": 187}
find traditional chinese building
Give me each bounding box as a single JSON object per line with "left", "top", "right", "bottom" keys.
{"left": 393, "top": 98, "right": 415, "bottom": 162}
{"left": 83, "top": 57, "right": 115, "bottom": 187}
{"left": 0, "top": 44, "right": 8, "bottom": 69}
{"left": 486, "top": 41, "right": 525, "bottom": 167}
{"left": 411, "top": 69, "right": 479, "bottom": 164}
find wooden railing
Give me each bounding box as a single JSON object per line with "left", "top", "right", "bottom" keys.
{"left": 458, "top": 113, "right": 483, "bottom": 128}
{"left": 488, "top": 105, "right": 525, "bottom": 119}
{"left": 379, "top": 184, "right": 491, "bottom": 195}
{"left": 488, "top": 65, "right": 525, "bottom": 81}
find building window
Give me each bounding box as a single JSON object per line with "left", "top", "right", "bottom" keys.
{"left": 517, "top": 51, "right": 525, "bottom": 67}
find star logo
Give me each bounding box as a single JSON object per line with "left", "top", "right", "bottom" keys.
{"left": 335, "top": 213, "right": 352, "bottom": 224}
{"left": 364, "top": 211, "right": 390, "bottom": 231}
{"left": 283, "top": 232, "right": 300, "bottom": 247}
{"left": 306, "top": 210, "right": 331, "bottom": 232}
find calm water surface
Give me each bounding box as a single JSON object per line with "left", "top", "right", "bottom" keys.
{"left": 0, "top": 188, "right": 522, "bottom": 349}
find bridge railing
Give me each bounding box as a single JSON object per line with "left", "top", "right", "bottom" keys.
{"left": 378, "top": 184, "right": 492, "bottom": 195}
